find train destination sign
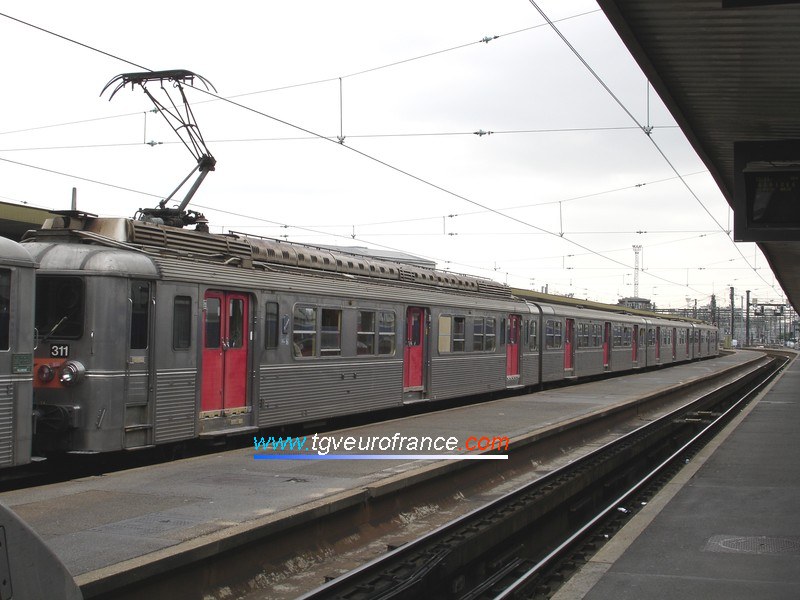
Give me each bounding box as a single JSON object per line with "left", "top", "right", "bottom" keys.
{"left": 734, "top": 139, "right": 800, "bottom": 241}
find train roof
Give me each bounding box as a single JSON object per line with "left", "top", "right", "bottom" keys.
{"left": 24, "top": 215, "right": 513, "bottom": 299}
{"left": 23, "top": 241, "right": 159, "bottom": 278}
{"left": 20, "top": 215, "right": 717, "bottom": 327}
{"left": 0, "top": 236, "right": 36, "bottom": 268}
{"left": 512, "top": 287, "right": 712, "bottom": 325}
{"left": 21, "top": 215, "right": 527, "bottom": 311}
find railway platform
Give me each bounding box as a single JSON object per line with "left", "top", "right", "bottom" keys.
{"left": 0, "top": 351, "right": 766, "bottom": 597}
{"left": 556, "top": 352, "right": 800, "bottom": 600}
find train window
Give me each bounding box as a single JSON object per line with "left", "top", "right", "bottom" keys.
{"left": 320, "top": 309, "right": 342, "bottom": 356}
{"left": 593, "top": 324, "right": 603, "bottom": 347}
{"left": 293, "top": 306, "right": 316, "bottom": 357}
{"left": 357, "top": 311, "right": 376, "bottom": 355}
{"left": 613, "top": 325, "right": 623, "bottom": 347}
{"left": 485, "top": 318, "right": 496, "bottom": 351}
{"left": 0, "top": 270, "right": 9, "bottom": 351}
{"left": 35, "top": 276, "right": 84, "bottom": 340}
{"left": 545, "top": 320, "right": 563, "bottom": 349}
{"left": 577, "top": 323, "right": 589, "bottom": 348}
{"left": 378, "top": 311, "right": 396, "bottom": 355}
{"left": 500, "top": 318, "right": 506, "bottom": 346}
{"left": 173, "top": 296, "right": 192, "bottom": 350}
{"left": 508, "top": 317, "right": 518, "bottom": 345}
{"left": 438, "top": 315, "right": 452, "bottom": 354}
{"left": 647, "top": 328, "right": 655, "bottom": 346}
{"left": 408, "top": 311, "right": 422, "bottom": 347}
{"left": 205, "top": 297, "right": 221, "bottom": 348}
{"left": 527, "top": 319, "right": 537, "bottom": 351}
{"left": 130, "top": 281, "right": 150, "bottom": 350}
{"left": 228, "top": 299, "right": 245, "bottom": 348}
{"left": 453, "top": 317, "right": 466, "bottom": 352}
{"left": 473, "top": 317, "right": 485, "bottom": 351}
{"left": 623, "top": 327, "right": 632, "bottom": 347}
{"left": 265, "top": 302, "right": 279, "bottom": 349}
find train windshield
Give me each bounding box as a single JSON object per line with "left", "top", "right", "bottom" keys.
{"left": 35, "top": 276, "right": 84, "bottom": 340}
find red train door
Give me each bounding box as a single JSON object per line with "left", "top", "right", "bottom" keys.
{"left": 403, "top": 307, "right": 426, "bottom": 391}
{"left": 603, "top": 322, "right": 611, "bottom": 369}
{"left": 201, "top": 290, "right": 249, "bottom": 414}
{"left": 632, "top": 325, "right": 639, "bottom": 365}
{"left": 564, "top": 318, "right": 575, "bottom": 371}
{"left": 506, "top": 314, "right": 521, "bottom": 379}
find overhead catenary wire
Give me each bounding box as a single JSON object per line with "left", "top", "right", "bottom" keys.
{"left": 0, "top": 124, "right": 680, "bottom": 153}
{"left": 0, "top": 143, "right": 750, "bottom": 297}
{"left": 0, "top": 9, "right": 601, "bottom": 138}
{"left": 0, "top": 11, "right": 657, "bottom": 278}
{"left": 0, "top": 8, "right": 761, "bottom": 301}
{"left": 0, "top": 155, "right": 163, "bottom": 200}
{"left": 0, "top": 11, "right": 718, "bottom": 299}
{"left": 526, "top": 0, "right": 779, "bottom": 298}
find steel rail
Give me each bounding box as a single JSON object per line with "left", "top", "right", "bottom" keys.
{"left": 298, "top": 356, "right": 782, "bottom": 600}
{"left": 492, "top": 354, "right": 789, "bottom": 599}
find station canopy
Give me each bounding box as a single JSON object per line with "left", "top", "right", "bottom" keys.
{"left": 597, "top": 0, "right": 800, "bottom": 313}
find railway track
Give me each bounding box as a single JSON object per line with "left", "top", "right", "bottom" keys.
{"left": 296, "top": 354, "right": 785, "bottom": 600}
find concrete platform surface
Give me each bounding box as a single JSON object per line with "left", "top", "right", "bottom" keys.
{"left": 0, "top": 352, "right": 762, "bottom": 583}
{"left": 567, "top": 353, "right": 800, "bottom": 600}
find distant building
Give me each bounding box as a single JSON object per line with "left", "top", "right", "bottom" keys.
{"left": 618, "top": 296, "right": 653, "bottom": 311}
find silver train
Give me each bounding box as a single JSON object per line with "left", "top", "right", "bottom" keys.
{"left": 1, "top": 213, "right": 718, "bottom": 464}
{"left": 0, "top": 237, "right": 36, "bottom": 468}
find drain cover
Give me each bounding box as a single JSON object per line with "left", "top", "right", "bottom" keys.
{"left": 704, "top": 534, "right": 800, "bottom": 555}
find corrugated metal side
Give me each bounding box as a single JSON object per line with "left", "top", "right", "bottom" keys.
{"left": 258, "top": 360, "right": 402, "bottom": 427}
{"left": 152, "top": 256, "right": 525, "bottom": 313}
{"left": 0, "top": 377, "right": 12, "bottom": 466}
{"left": 520, "top": 353, "right": 539, "bottom": 386}
{"left": 610, "top": 348, "right": 634, "bottom": 372}
{"left": 430, "top": 354, "right": 505, "bottom": 400}
{"left": 125, "top": 372, "right": 148, "bottom": 405}
{"left": 154, "top": 369, "right": 197, "bottom": 443}
{"left": 575, "top": 351, "right": 604, "bottom": 377}
{"left": 541, "top": 352, "right": 565, "bottom": 383}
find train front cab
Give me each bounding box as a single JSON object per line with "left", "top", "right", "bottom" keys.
{"left": 28, "top": 240, "right": 160, "bottom": 454}
{"left": 0, "top": 237, "right": 35, "bottom": 468}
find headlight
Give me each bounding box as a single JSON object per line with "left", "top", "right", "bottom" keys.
{"left": 37, "top": 364, "right": 55, "bottom": 383}
{"left": 58, "top": 361, "right": 86, "bottom": 386}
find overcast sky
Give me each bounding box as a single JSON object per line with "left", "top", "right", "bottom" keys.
{"left": 0, "top": 0, "right": 784, "bottom": 310}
